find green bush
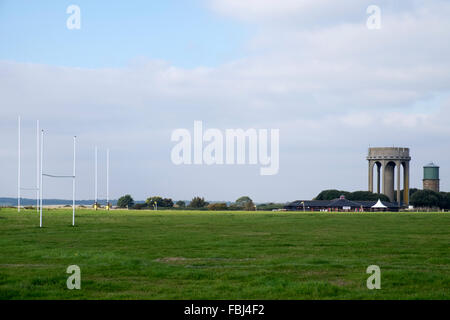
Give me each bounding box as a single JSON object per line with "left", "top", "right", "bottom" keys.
{"left": 410, "top": 190, "right": 442, "bottom": 208}
{"left": 439, "top": 192, "right": 450, "bottom": 209}
{"left": 207, "top": 203, "right": 228, "bottom": 211}
{"left": 175, "top": 200, "right": 186, "bottom": 208}
{"left": 189, "top": 197, "right": 208, "bottom": 208}
{"left": 146, "top": 196, "right": 174, "bottom": 208}
{"left": 117, "top": 194, "right": 134, "bottom": 208}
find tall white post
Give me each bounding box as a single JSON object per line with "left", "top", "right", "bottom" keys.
{"left": 73, "top": 136, "right": 76, "bottom": 226}
{"left": 18, "top": 116, "right": 21, "bottom": 212}
{"left": 95, "top": 146, "right": 98, "bottom": 206}
{"left": 40, "top": 130, "right": 44, "bottom": 228}
{"left": 106, "top": 148, "right": 109, "bottom": 210}
{"left": 36, "top": 120, "right": 40, "bottom": 212}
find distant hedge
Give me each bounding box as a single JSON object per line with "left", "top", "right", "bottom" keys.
{"left": 411, "top": 190, "right": 450, "bottom": 209}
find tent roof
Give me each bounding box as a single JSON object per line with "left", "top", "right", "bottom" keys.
{"left": 371, "top": 199, "right": 387, "bottom": 208}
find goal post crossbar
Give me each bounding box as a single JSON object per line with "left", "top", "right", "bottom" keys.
{"left": 42, "top": 174, "right": 75, "bottom": 178}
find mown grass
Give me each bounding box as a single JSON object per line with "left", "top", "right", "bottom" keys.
{"left": 0, "top": 208, "right": 448, "bottom": 299}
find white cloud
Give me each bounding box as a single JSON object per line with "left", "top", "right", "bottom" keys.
{"left": 209, "top": 0, "right": 371, "bottom": 24}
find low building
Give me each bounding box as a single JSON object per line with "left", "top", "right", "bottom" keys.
{"left": 284, "top": 195, "right": 399, "bottom": 212}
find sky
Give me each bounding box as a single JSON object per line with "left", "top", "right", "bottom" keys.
{"left": 1, "top": 0, "right": 449, "bottom": 203}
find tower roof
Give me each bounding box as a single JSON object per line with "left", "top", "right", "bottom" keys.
{"left": 424, "top": 162, "right": 439, "bottom": 168}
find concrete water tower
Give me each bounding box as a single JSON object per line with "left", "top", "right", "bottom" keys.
{"left": 423, "top": 162, "right": 440, "bottom": 192}
{"left": 367, "top": 147, "right": 411, "bottom": 205}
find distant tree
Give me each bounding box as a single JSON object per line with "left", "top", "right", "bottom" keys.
{"left": 236, "top": 196, "right": 252, "bottom": 207}
{"left": 162, "top": 198, "right": 174, "bottom": 208}
{"left": 146, "top": 196, "right": 163, "bottom": 208}
{"left": 439, "top": 192, "right": 450, "bottom": 210}
{"left": 146, "top": 196, "right": 174, "bottom": 208}
{"left": 175, "top": 200, "right": 186, "bottom": 208}
{"left": 315, "top": 190, "right": 351, "bottom": 200}
{"left": 207, "top": 203, "right": 228, "bottom": 211}
{"left": 410, "top": 190, "right": 442, "bottom": 208}
{"left": 244, "top": 200, "right": 256, "bottom": 211}
{"left": 410, "top": 188, "right": 420, "bottom": 197}
{"left": 189, "top": 197, "right": 208, "bottom": 208}
{"left": 347, "top": 191, "right": 390, "bottom": 202}
{"left": 117, "top": 194, "right": 134, "bottom": 208}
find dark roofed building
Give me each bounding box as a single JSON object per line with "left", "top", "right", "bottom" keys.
{"left": 284, "top": 195, "right": 399, "bottom": 212}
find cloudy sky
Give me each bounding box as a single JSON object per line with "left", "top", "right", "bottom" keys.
{"left": 1, "top": 0, "right": 449, "bottom": 203}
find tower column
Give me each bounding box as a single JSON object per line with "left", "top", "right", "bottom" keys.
{"left": 381, "top": 160, "right": 386, "bottom": 196}
{"left": 368, "top": 161, "right": 374, "bottom": 192}
{"left": 377, "top": 163, "right": 381, "bottom": 194}
{"left": 403, "top": 161, "right": 410, "bottom": 205}
{"left": 396, "top": 161, "right": 401, "bottom": 206}
{"left": 383, "top": 161, "right": 395, "bottom": 202}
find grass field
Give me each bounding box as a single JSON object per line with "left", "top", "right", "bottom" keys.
{"left": 0, "top": 208, "right": 449, "bottom": 299}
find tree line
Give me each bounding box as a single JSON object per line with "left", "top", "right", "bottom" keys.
{"left": 116, "top": 188, "right": 450, "bottom": 211}
{"left": 116, "top": 195, "right": 285, "bottom": 211}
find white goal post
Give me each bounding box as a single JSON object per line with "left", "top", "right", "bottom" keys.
{"left": 93, "top": 146, "right": 111, "bottom": 210}
{"left": 39, "top": 130, "right": 77, "bottom": 228}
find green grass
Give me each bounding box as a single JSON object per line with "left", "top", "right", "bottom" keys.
{"left": 0, "top": 208, "right": 449, "bottom": 299}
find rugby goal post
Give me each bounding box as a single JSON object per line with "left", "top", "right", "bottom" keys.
{"left": 93, "top": 146, "right": 111, "bottom": 210}
{"left": 39, "top": 130, "right": 77, "bottom": 228}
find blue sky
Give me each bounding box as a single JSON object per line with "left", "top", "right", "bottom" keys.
{"left": 0, "top": 0, "right": 251, "bottom": 68}
{"left": 1, "top": 1, "right": 450, "bottom": 202}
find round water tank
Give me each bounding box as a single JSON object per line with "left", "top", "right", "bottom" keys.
{"left": 423, "top": 162, "right": 439, "bottom": 180}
